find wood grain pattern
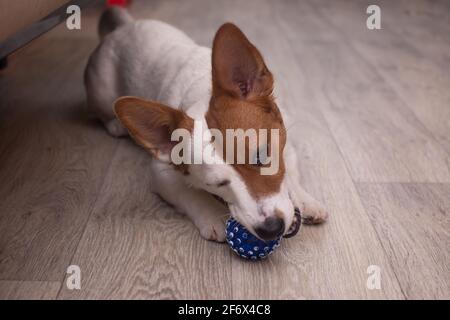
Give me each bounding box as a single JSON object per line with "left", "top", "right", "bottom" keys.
{"left": 377, "top": 0, "right": 450, "bottom": 67}
{"left": 0, "top": 24, "right": 118, "bottom": 280}
{"left": 0, "top": 0, "right": 69, "bottom": 42}
{"left": 277, "top": 0, "right": 450, "bottom": 183}
{"left": 0, "top": 0, "right": 448, "bottom": 299}
{"left": 0, "top": 280, "right": 60, "bottom": 299}
{"left": 311, "top": 0, "right": 450, "bottom": 169}
{"left": 356, "top": 183, "right": 450, "bottom": 299}
{"left": 58, "top": 140, "right": 232, "bottom": 299}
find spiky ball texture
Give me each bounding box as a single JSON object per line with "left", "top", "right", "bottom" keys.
{"left": 226, "top": 218, "right": 281, "bottom": 260}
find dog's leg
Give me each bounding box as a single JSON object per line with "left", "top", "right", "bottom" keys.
{"left": 150, "top": 161, "right": 228, "bottom": 242}
{"left": 284, "top": 144, "right": 329, "bottom": 224}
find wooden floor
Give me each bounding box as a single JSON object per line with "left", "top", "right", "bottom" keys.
{"left": 0, "top": 0, "right": 449, "bottom": 299}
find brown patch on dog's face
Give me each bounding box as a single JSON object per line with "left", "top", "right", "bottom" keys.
{"left": 206, "top": 95, "right": 287, "bottom": 199}
{"left": 206, "top": 23, "right": 287, "bottom": 199}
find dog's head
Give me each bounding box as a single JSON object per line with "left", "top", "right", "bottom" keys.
{"left": 115, "top": 23, "right": 298, "bottom": 240}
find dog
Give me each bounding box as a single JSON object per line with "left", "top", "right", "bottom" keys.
{"left": 85, "top": 7, "right": 328, "bottom": 242}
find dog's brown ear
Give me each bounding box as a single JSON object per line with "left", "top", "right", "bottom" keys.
{"left": 114, "top": 96, "right": 194, "bottom": 161}
{"left": 212, "top": 23, "right": 273, "bottom": 99}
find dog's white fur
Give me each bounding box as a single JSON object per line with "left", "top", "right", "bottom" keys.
{"left": 85, "top": 8, "right": 328, "bottom": 242}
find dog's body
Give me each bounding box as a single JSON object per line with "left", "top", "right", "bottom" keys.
{"left": 85, "top": 8, "right": 327, "bottom": 242}
{"left": 86, "top": 11, "right": 212, "bottom": 137}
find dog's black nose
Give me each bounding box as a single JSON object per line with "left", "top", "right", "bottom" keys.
{"left": 255, "top": 217, "right": 285, "bottom": 241}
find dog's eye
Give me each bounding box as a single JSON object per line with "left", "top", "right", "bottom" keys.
{"left": 255, "top": 153, "right": 264, "bottom": 167}
{"left": 253, "top": 147, "right": 268, "bottom": 167}
{"left": 217, "top": 179, "right": 230, "bottom": 187}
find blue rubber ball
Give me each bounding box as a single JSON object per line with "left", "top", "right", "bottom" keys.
{"left": 226, "top": 218, "right": 281, "bottom": 260}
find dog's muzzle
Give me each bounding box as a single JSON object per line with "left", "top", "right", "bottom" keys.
{"left": 212, "top": 193, "right": 301, "bottom": 239}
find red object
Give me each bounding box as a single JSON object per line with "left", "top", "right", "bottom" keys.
{"left": 107, "top": 0, "right": 130, "bottom": 7}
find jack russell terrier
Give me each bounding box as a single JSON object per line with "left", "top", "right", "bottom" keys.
{"left": 85, "top": 7, "right": 328, "bottom": 242}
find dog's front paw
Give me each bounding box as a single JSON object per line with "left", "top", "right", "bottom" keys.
{"left": 300, "top": 200, "right": 329, "bottom": 225}
{"left": 197, "top": 217, "right": 226, "bottom": 243}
